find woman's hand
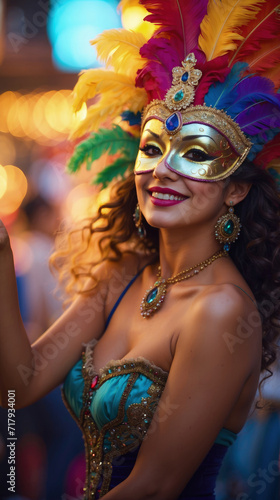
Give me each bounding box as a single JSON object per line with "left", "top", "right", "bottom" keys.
{"left": 0, "top": 219, "right": 11, "bottom": 251}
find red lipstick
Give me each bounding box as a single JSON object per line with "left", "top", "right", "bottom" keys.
{"left": 149, "top": 186, "right": 187, "bottom": 196}
{"left": 148, "top": 186, "right": 188, "bottom": 207}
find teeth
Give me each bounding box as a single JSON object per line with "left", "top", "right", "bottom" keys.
{"left": 151, "top": 191, "right": 185, "bottom": 201}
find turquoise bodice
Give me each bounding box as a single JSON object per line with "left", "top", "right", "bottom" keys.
{"left": 63, "top": 343, "right": 237, "bottom": 499}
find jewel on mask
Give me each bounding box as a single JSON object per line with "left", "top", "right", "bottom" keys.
{"left": 164, "top": 53, "right": 202, "bottom": 112}
{"left": 165, "top": 112, "right": 182, "bottom": 134}
{"left": 174, "top": 90, "right": 184, "bottom": 102}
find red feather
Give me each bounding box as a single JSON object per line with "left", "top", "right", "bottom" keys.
{"left": 254, "top": 133, "right": 280, "bottom": 168}
{"left": 139, "top": 0, "right": 208, "bottom": 57}
{"left": 244, "top": 40, "right": 280, "bottom": 88}
{"left": 136, "top": 38, "right": 181, "bottom": 101}
{"left": 263, "top": 64, "right": 280, "bottom": 88}
{"left": 194, "top": 55, "right": 230, "bottom": 105}
{"left": 229, "top": 1, "right": 280, "bottom": 67}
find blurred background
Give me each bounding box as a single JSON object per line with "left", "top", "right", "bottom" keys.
{"left": 0, "top": 1, "right": 151, "bottom": 499}
{"left": 0, "top": 0, "right": 279, "bottom": 499}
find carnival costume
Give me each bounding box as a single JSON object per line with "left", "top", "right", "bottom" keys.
{"left": 63, "top": 0, "right": 280, "bottom": 497}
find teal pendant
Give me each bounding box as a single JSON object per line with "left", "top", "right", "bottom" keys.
{"left": 223, "top": 219, "right": 234, "bottom": 235}
{"left": 147, "top": 287, "right": 158, "bottom": 303}
{"left": 174, "top": 89, "right": 184, "bottom": 102}
{"left": 141, "top": 280, "right": 167, "bottom": 318}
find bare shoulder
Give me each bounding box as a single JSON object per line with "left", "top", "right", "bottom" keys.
{"left": 191, "top": 282, "right": 257, "bottom": 320}
{"left": 179, "top": 282, "right": 262, "bottom": 366}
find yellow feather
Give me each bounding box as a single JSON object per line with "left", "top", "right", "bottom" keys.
{"left": 91, "top": 28, "right": 147, "bottom": 77}
{"left": 95, "top": 72, "right": 143, "bottom": 94}
{"left": 72, "top": 69, "right": 140, "bottom": 112}
{"left": 72, "top": 69, "right": 107, "bottom": 112}
{"left": 71, "top": 83, "right": 147, "bottom": 138}
{"left": 199, "top": 0, "right": 266, "bottom": 61}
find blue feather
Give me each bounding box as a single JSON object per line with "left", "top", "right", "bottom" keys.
{"left": 121, "top": 111, "right": 142, "bottom": 125}
{"left": 226, "top": 76, "right": 279, "bottom": 117}
{"left": 204, "top": 62, "right": 248, "bottom": 109}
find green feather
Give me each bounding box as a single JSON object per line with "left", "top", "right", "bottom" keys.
{"left": 94, "top": 156, "right": 133, "bottom": 188}
{"left": 67, "top": 125, "right": 140, "bottom": 186}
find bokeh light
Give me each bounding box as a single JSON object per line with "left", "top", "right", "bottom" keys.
{"left": 0, "top": 135, "right": 16, "bottom": 166}
{"left": 47, "top": 0, "right": 121, "bottom": 71}
{"left": 0, "top": 89, "right": 85, "bottom": 146}
{"left": 121, "top": 4, "right": 155, "bottom": 38}
{"left": 10, "top": 235, "right": 33, "bottom": 276}
{"left": 64, "top": 183, "right": 97, "bottom": 221}
{"left": 0, "top": 165, "right": 28, "bottom": 216}
{"left": 0, "top": 165, "right": 8, "bottom": 198}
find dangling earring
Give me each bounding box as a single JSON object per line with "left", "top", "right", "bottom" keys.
{"left": 133, "top": 203, "right": 146, "bottom": 239}
{"left": 215, "top": 201, "right": 241, "bottom": 252}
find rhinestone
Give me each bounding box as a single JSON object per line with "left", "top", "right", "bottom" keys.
{"left": 147, "top": 287, "right": 158, "bottom": 303}
{"left": 91, "top": 376, "right": 98, "bottom": 389}
{"left": 181, "top": 71, "right": 189, "bottom": 82}
{"left": 165, "top": 112, "right": 180, "bottom": 131}
{"left": 173, "top": 89, "right": 184, "bottom": 102}
{"left": 223, "top": 219, "right": 234, "bottom": 235}
{"left": 185, "top": 53, "right": 195, "bottom": 63}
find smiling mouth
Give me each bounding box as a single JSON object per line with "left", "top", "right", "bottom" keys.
{"left": 151, "top": 191, "right": 187, "bottom": 201}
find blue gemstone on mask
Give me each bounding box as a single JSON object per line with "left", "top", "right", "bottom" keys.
{"left": 181, "top": 72, "right": 189, "bottom": 82}
{"left": 165, "top": 113, "right": 180, "bottom": 132}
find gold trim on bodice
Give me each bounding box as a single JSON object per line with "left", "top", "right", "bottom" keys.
{"left": 62, "top": 348, "right": 168, "bottom": 499}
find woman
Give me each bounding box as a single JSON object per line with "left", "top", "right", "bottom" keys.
{"left": 1, "top": 0, "right": 280, "bottom": 498}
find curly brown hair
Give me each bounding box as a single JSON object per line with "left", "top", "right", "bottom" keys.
{"left": 50, "top": 174, "right": 157, "bottom": 299}
{"left": 230, "top": 160, "right": 280, "bottom": 379}
{"left": 51, "top": 161, "right": 280, "bottom": 381}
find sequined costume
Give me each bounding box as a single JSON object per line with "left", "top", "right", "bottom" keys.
{"left": 63, "top": 271, "right": 237, "bottom": 499}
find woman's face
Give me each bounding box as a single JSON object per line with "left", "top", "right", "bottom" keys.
{"left": 134, "top": 119, "right": 231, "bottom": 231}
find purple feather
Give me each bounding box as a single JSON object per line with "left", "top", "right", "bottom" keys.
{"left": 227, "top": 76, "right": 278, "bottom": 115}
{"left": 236, "top": 100, "right": 280, "bottom": 135}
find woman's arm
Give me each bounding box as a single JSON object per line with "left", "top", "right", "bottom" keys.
{"left": 102, "top": 285, "right": 262, "bottom": 500}
{"left": 0, "top": 220, "right": 129, "bottom": 408}
{"left": 0, "top": 229, "right": 33, "bottom": 407}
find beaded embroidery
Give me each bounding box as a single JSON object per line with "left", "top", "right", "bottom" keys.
{"left": 62, "top": 347, "right": 168, "bottom": 499}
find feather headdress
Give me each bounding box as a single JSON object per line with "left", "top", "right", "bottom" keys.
{"left": 69, "top": 0, "right": 280, "bottom": 186}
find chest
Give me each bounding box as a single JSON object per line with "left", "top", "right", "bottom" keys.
{"left": 95, "top": 281, "right": 198, "bottom": 372}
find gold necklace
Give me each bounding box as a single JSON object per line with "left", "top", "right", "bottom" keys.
{"left": 140, "top": 250, "right": 227, "bottom": 318}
